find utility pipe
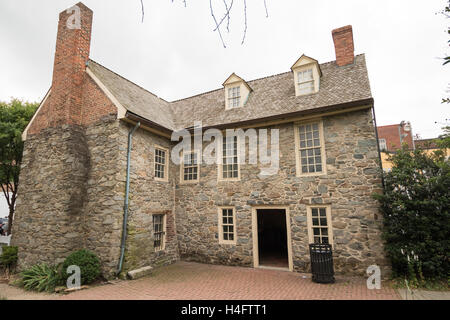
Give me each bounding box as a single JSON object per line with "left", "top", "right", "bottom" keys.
{"left": 117, "top": 121, "right": 140, "bottom": 276}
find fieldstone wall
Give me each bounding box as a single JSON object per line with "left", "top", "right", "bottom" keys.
{"left": 11, "top": 117, "right": 126, "bottom": 277}
{"left": 174, "top": 108, "right": 389, "bottom": 275}
{"left": 11, "top": 125, "right": 90, "bottom": 268}
{"left": 117, "top": 122, "right": 179, "bottom": 274}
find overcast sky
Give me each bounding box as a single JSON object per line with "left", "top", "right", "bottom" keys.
{"left": 0, "top": 0, "right": 448, "bottom": 138}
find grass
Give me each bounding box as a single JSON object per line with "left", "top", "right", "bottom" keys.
{"left": 390, "top": 277, "right": 450, "bottom": 291}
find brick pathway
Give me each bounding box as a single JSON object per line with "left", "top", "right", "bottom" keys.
{"left": 59, "top": 261, "right": 400, "bottom": 300}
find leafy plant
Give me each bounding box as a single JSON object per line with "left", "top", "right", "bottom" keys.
{"left": 374, "top": 145, "right": 450, "bottom": 281}
{"left": 0, "top": 246, "right": 18, "bottom": 270}
{"left": 61, "top": 249, "right": 101, "bottom": 285}
{"left": 21, "top": 263, "right": 62, "bottom": 292}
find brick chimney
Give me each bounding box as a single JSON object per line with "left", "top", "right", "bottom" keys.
{"left": 48, "top": 2, "right": 93, "bottom": 127}
{"left": 332, "top": 25, "right": 354, "bottom": 66}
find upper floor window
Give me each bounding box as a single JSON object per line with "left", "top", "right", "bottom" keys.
{"left": 155, "top": 146, "right": 168, "bottom": 181}
{"left": 294, "top": 120, "right": 327, "bottom": 176}
{"left": 220, "top": 136, "right": 239, "bottom": 180}
{"left": 228, "top": 86, "right": 241, "bottom": 108}
{"left": 291, "top": 55, "right": 322, "bottom": 97}
{"left": 297, "top": 69, "right": 314, "bottom": 95}
{"left": 378, "top": 138, "right": 387, "bottom": 151}
{"left": 181, "top": 151, "right": 199, "bottom": 183}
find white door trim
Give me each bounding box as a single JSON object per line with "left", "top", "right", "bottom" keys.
{"left": 251, "top": 206, "right": 294, "bottom": 272}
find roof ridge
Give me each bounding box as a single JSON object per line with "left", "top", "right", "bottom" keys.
{"left": 88, "top": 59, "right": 170, "bottom": 104}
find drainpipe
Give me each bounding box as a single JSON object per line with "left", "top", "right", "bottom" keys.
{"left": 117, "top": 121, "right": 140, "bottom": 276}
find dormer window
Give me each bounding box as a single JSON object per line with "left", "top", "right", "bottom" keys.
{"left": 223, "top": 73, "right": 252, "bottom": 110}
{"left": 297, "top": 69, "right": 314, "bottom": 95}
{"left": 228, "top": 86, "right": 241, "bottom": 108}
{"left": 291, "top": 55, "right": 322, "bottom": 97}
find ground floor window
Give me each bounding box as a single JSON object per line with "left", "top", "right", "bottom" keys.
{"left": 153, "top": 214, "right": 166, "bottom": 251}
{"left": 307, "top": 205, "right": 333, "bottom": 246}
{"left": 218, "top": 207, "right": 236, "bottom": 244}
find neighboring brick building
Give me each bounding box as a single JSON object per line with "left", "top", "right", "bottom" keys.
{"left": 376, "top": 122, "right": 414, "bottom": 152}
{"left": 12, "top": 3, "right": 388, "bottom": 277}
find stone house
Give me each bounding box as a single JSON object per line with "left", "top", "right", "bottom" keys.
{"left": 11, "top": 2, "right": 388, "bottom": 278}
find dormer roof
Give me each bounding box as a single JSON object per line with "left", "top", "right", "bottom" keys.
{"left": 290, "top": 54, "right": 322, "bottom": 77}
{"left": 222, "top": 72, "right": 252, "bottom": 92}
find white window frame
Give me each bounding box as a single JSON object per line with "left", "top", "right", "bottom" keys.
{"left": 180, "top": 150, "right": 200, "bottom": 184}
{"left": 227, "top": 86, "right": 241, "bottom": 109}
{"left": 153, "top": 213, "right": 167, "bottom": 252}
{"left": 294, "top": 120, "right": 327, "bottom": 177}
{"left": 218, "top": 207, "right": 237, "bottom": 245}
{"left": 218, "top": 135, "right": 241, "bottom": 181}
{"left": 297, "top": 69, "right": 315, "bottom": 95}
{"left": 306, "top": 205, "right": 334, "bottom": 247}
{"left": 379, "top": 138, "right": 387, "bottom": 151}
{"left": 154, "top": 145, "right": 169, "bottom": 182}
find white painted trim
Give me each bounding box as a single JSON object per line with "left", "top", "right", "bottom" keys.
{"left": 86, "top": 67, "right": 127, "bottom": 119}
{"left": 251, "top": 206, "right": 294, "bottom": 272}
{"left": 294, "top": 119, "right": 328, "bottom": 177}
{"left": 21, "top": 89, "right": 51, "bottom": 141}
{"left": 154, "top": 145, "right": 169, "bottom": 182}
{"left": 218, "top": 207, "right": 237, "bottom": 245}
{"left": 306, "top": 205, "right": 334, "bottom": 247}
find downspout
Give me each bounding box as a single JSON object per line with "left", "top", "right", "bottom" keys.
{"left": 117, "top": 121, "right": 140, "bottom": 276}
{"left": 371, "top": 106, "right": 385, "bottom": 189}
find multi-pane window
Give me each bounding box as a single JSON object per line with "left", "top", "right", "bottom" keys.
{"left": 182, "top": 152, "right": 199, "bottom": 182}
{"left": 310, "top": 207, "right": 331, "bottom": 245}
{"left": 154, "top": 147, "right": 167, "bottom": 180}
{"left": 153, "top": 214, "right": 165, "bottom": 252}
{"left": 298, "top": 123, "right": 323, "bottom": 174}
{"left": 222, "top": 136, "right": 239, "bottom": 179}
{"left": 228, "top": 86, "right": 241, "bottom": 108}
{"left": 219, "top": 208, "right": 236, "bottom": 243}
{"left": 378, "top": 139, "right": 387, "bottom": 151}
{"left": 298, "top": 69, "right": 314, "bottom": 95}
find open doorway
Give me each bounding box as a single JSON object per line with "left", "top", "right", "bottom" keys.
{"left": 256, "top": 209, "right": 289, "bottom": 269}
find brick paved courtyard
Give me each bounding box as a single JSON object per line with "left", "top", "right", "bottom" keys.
{"left": 58, "top": 261, "right": 400, "bottom": 300}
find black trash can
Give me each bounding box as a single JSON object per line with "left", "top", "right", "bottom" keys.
{"left": 309, "top": 243, "right": 335, "bottom": 283}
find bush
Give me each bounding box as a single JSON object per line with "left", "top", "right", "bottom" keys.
{"left": 374, "top": 145, "right": 450, "bottom": 282}
{"left": 0, "top": 246, "right": 18, "bottom": 270}
{"left": 21, "top": 264, "right": 62, "bottom": 292}
{"left": 61, "top": 249, "right": 101, "bottom": 285}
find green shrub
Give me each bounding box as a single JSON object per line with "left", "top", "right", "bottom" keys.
{"left": 61, "top": 249, "right": 101, "bottom": 285}
{"left": 0, "top": 246, "right": 18, "bottom": 269}
{"left": 21, "top": 264, "right": 62, "bottom": 292}
{"left": 374, "top": 145, "right": 450, "bottom": 280}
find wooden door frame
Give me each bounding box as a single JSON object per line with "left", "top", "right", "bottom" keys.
{"left": 251, "top": 206, "right": 294, "bottom": 271}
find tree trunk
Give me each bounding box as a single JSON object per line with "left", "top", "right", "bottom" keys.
{"left": 7, "top": 205, "right": 14, "bottom": 236}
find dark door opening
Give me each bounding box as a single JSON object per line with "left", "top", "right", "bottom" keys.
{"left": 257, "top": 209, "right": 288, "bottom": 268}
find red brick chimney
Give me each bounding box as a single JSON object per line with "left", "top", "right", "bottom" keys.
{"left": 332, "top": 25, "right": 354, "bottom": 67}
{"left": 48, "top": 2, "right": 93, "bottom": 127}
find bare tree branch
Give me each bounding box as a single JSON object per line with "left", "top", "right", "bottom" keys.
{"left": 241, "top": 0, "right": 247, "bottom": 45}
{"left": 210, "top": 0, "right": 227, "bottom": 48}
{"left": 140, "top": 0, "right": 144, "bottom": 22}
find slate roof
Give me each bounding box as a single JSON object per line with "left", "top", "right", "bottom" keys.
{"left": 87, "top": 54, "right": 372, "bottom": 132}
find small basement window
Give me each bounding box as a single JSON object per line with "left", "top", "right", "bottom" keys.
{"left": 307, "top": 206, "right": 333, "bottom": 246}
{"left": 219, "top": 207, "right": 236, "bottom": 244}
{"left": 153, "top": 214, "right": 166, "bottom": 252}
